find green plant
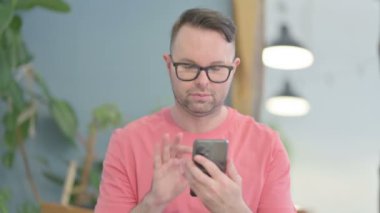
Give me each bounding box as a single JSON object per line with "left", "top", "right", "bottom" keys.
{"left": 73, "top": 104, "right": 122, "bottom": 207}
{"left": 16, "top": 202, "right": 39, "bottom": 213}
{"left": 44, "top": 104, "right": 123, "bottom": 209}
{"left": 0, "top": 0, "right": 77, "bottom": 205}
{"left": 0, "top": 189, "right": 40, "bottom": 213}
{"left": 0, "top": 189, "right": 10, "bottom": 213}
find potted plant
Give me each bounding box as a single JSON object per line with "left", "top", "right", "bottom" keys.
{"left": 0, "top": 0, "right": 77, "bottom": 210}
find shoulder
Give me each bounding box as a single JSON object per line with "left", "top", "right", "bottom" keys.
{"left": 119, "top": 108, "right": 169, "bottom": 132}
{"left": 227, "top": 107, "right": 284, "bottom": 158}
{"left": 228, "top": 108, "right": 289, "bottom": 166}
{"left": 109, "top": 108, "right": 170, "bottom": 144}
{"left": 228, "top": 107, "right": 277, "bottom": 138}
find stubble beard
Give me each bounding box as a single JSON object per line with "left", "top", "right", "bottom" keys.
{"left": 173, "top": 89, "right": 224, "bottom": 117}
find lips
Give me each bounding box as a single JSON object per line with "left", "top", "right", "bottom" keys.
{"left": 189, "top": 92, "right": 212, "bottom": 102}
{"left": 190, "top": 93, "right": 211, "bottom": 97}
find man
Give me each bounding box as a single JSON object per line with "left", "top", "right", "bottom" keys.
{"left": 95, "top": 8, "right": 295, "bottom": 213}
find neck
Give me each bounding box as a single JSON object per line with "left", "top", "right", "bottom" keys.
{"left": 170, "top": 104, "right": 228, "bottom": 133}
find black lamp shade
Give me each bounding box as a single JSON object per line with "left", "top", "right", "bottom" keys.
{"left": 263, "top": 24, "right": 314, "bottom": 70}
{"left": 266, "top": 81, "right": 310, "bottom": 117}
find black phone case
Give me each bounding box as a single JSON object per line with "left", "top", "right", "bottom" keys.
{"left": 190, "top": 139, "right": 228, "bottom": 197}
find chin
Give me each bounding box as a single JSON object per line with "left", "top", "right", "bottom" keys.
{"left": 187, "top": 104, "right": 219, "bottom": 116}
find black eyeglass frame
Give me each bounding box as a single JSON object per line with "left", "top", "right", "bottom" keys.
{"left": 171, "top": 62, "right": 234, "bottom": 83}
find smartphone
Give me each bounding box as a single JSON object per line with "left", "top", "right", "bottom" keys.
{"left": 190, "top": 139, "right": 228, "bottom": 196}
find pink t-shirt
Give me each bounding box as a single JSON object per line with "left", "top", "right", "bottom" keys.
{"left": 95, "top": 107, "right": 295, "bottom": 213}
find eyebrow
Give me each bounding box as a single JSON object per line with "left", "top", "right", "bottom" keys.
{"left": 175, "top": 58, "right": 229, "bottom": 66}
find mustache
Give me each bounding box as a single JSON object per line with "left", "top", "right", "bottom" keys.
{"left": 186, "top": 88, "right": 215, "bottom": 95}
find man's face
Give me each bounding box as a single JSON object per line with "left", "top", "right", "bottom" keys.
{"left": 164, "top": 24, "right": 240, "bottom": 117}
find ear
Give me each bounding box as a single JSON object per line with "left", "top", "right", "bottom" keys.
{"left": 163, "top": 53, "right": 172, "bottom": 73}
{"left": 231, "top": 57, "right": 241, "bottom": 76}
{"left": 233, "top": 57, "right": 241, "bottom": 68}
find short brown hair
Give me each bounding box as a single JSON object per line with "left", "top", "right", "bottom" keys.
{"left": 170, "top": 8, "right": 236, "bottom": 52}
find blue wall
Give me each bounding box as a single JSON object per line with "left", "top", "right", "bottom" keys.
{"left": 3, "top": 1, "right": 379, "bottom": 212}
{"left": 0, "top": 0, "right": 232, "bottom": 211}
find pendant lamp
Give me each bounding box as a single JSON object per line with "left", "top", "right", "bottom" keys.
{"left": 266, "top": 80, "right": 310, "bottom": 116}
{"left": 262, "top": 24, "right": 314, "bottom": 70}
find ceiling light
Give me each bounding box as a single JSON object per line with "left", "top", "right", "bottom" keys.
{"left": 266, "top": 80, "right": 310, "bottom": 116}
{"left": 263, "top": 25, "right": 314, "bottom": 70}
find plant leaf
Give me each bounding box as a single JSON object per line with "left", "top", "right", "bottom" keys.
{"left": 1, "top": 150, "right": 14, "bottom": 168}
{"left": 3, "top": 110, "right": 18, "bottom": 151}
{"left": 0, "top": 2, "right": 13, "bottom": 36}
{"left": 3, "top": 110, "right": 16, "bottom": 131}
{"left": 0, "top": 46, "right": 12, "bottom": 93}
{"left": 18, "top": 113, "right": 32, "bottom": 142}
{"left": 92, "top": 104, "right": 123, "bottom": 131}
{"left": 50, "top": 99, "right": 78, "bottom": 143}
{"left": 9, "top": 16, "right": 33, "bottom": 66}
{"left": 0, "top": 188, "right": 11, "bottom": 200}
{"left": 2, "top": 106, "right": 30, "bottom": 150}
{"left": 0, "top": 188, "right": 11, "bottom": 213}
{"left": 34, "top": 155, "right": 49, "bottom": 168}
{"left": 4, "top": 16, "right": 33, "bottom": 68}
{"left": 8, "top": 80, "right": 25, "bottom": 111}
{"left": 16, "top": 100, "right": 37, "bottom": 126}
{"left": 14, "top": 36, "right": 32, "bottom": 66}
{"left": 89, "top": 160, "right": 103, "bottom": 190}
{"left": 16, "top": 0, "right": 70, "bottom": 13}
{"left": 33, "top": 71, "right": 51, "bottom": 99}
{"left": 8, "top": 14, "right": 21, "bottom": 32}
{"left": 4, "top": 130, "right": 16, "bottom": 149}
{"left": 42, "top": 170, "right": 64, "bottom": 186}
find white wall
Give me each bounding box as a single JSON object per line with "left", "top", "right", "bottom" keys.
{"left": 263, "top": 0, "right": 380, "bottom": 212}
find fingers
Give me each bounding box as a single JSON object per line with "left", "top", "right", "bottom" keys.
{"left": 184, "top": 155, "right": 223, "bottom": 192}
{"left": 184, "top": 159, "right": 214, "bottom": 193}
{"left": 170, "top": 133, "right": 182, "bottom": 158}
{"left": 188, "top": 156, "right": 241, "bottom": 185}
{"left": 185, "top": 158, "right": 211, "bottom": 182}
{"left": 161, "top": 133, "right": 191, "bottom": 164}
{"left": 162, "top": 133, "right": 171, "bottom": 163}
{"left": 185, "top": 156, "right": 244, "bottom": 209}
{"left": 174, "top": 145, "right": 192, "bottom": 158}
{"left": 226, "top": 159, "right": 242, "bottom": 185}
{"left": 154, "top": 143, "right": 162, "bottom": 169}
{"left": 193, "top": 155, "right": 224, "bottom": 179}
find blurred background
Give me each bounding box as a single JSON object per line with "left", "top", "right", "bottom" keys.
{"left": 0, "top": 0, "right": 379, "bottom": 212}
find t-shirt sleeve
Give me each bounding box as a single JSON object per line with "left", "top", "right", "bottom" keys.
{"left": 257, "top": 132, "right": 296, "bottom": 213}
{"left": 95, "top": 129, "right": 137, "bottom": 213}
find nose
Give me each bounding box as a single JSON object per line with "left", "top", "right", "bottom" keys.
{"left": 194, "top": 70, "right": 210, "bottom": 88}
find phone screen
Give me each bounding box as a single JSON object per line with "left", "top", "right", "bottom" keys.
{"left": 190, "top": 139, "right": 228, "bottom": 196}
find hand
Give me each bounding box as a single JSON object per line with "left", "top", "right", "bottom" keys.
{"left": 144, "top": 133, "right": 192, "bottom": 210}
{"left": 185, "top": 156, "right": 251, "bottom": 213}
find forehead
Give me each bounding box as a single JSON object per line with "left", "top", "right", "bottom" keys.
{"left": 171, "top": 25, "right": 235, "bottom": 64}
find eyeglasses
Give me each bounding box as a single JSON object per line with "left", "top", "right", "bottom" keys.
{"left": 171, "top": 62, "right": 234, "bottom": 83}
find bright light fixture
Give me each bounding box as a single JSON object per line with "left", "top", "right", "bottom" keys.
{"left": 263, "top": 45, "right": 314, "bottom": 70}
{"left": 266, "top": 96, "right": 310, "bottom": 116}
{"left": 266, "top": 81, "right": 310, "bottom": 117}
{"left": 263, "top": 25, "right": 314, "bottom": 70}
